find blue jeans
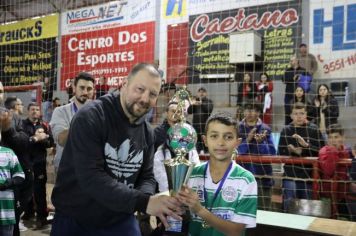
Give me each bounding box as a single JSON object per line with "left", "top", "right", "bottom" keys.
{"left": 0, "top": 225, "right": 14, "bottom": 236}
{"left": 51, "top": 212, "right": 141, "bottom": 236}
{"left": 283, "top": 180, "right": 312, "bottom": 212}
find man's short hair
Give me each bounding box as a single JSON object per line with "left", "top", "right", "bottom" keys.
{"left": 327, "top": 124, "right": 344, "bottom": 136}
{"left": 4, "top": 96, "right": 17, "bottom": 110}
{"left": 198, "top": 87, "right": 207, "bottom": 92}
{"left": 299, "top": 43, "right": 307, "bottom": 48}
{"left": 291, "top": 102, "right": 306, "bottom": 113}
{"left": 127, "top": 63, "right": 161, "bottom": 82}
{"left": 205, "top": 112, "right": 239, "bottom": 136}
{"left": 74, "top": 72, "right": 95, "bottom": 86}
{"left": 243, "top": 102, "right": 261, "bottom": 112}
{"left": 27, "top": 102, "right": 40, "bottom": 110}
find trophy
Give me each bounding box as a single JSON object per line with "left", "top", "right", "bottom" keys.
{"left": 164, "top": 86, "right": 197, "bottom": 233}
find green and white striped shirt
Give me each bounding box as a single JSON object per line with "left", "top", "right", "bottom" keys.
{"left": 0, "top": 147, "right": 24, "bottom": 225}
{"left": 188, "top": 161, "right": 257, "bottom": 236}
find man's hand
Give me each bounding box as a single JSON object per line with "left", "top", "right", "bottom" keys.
{"left": 292, "top": 134, "right": 309, "bottom": 148}
{"left": 146, "top": 195, "right": 182, "bottom": 229}
{"left": 0, "top": 110, "right": 12, "bottom": 132}
{"left": 33, "top": 128, "right": 49, "bottom": 142}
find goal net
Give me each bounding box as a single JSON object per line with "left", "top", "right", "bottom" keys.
{"left": 1, "top": 0, "right": 355, "bottom": 222}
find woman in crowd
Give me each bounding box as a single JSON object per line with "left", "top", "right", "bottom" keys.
{"left": 236, "top": 72, "right": 257, "bottom": 120}
{"left": 310, "top": 84, "right": 339, "bottom": 136}
{"left": 256, "top": 72, "right": 273, "bottom": 125}
{"left": 286, "top": 86, "right": 313, "bottom": 124}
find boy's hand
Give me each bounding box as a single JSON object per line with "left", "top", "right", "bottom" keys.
{"left": 292, "top": 134, "right": 309, "bottom": 147}
{"left": 288, "top": 144, "right": 302, "bottom": 155}
{"left": 177, "top": 185, "right": 203, "bottom": 214}
{"left": 254, "top": 130, "right": 268, "bottom": 143}
{"left": 247, "top": 128, "right": 257, "bottom": 143}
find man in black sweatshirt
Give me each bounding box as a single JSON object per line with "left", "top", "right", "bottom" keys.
{"left": 51, "top": 64, "right": 182, "bottom": 236}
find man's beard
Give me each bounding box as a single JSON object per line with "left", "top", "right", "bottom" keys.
{"left": 76, "top": 96, "right": 88, "bottom": 104}
{"left": 125, "top": 101, "right": 149, "bottom": 119}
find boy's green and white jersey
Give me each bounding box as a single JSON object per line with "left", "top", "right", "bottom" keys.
{"left": 187, "top": 161, "right": 257, "bottom": 236}
{"left": 0, "top": 147, "right": 24, "bottom": 225}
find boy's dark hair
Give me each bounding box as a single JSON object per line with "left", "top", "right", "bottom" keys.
{"left": 27, "top": 102, "right": 40, "bottom": 110}
{"left": 205, "top": 112, "right": 239, "bottom": 135}
{"left": 244, "top": 102, "right": 261, "bottom": 112}
{"left": 74, "top": 72, "right": 95, "bottom": 86}
{"left": 4, "top": 96, "right": 17, "bottom": 110}
{"left": 291, "top": 102, "right": 306, "bottom": 113}
{"left": 327, "top": 123, "right": 344, "bottom": 136}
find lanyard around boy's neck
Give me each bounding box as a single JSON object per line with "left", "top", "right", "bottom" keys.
{"left": 203, "top": 161, "right": 233, "bottom": 212}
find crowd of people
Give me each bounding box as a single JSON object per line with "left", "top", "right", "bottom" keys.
{"left": 0, "top": 49, "right": 354, "bottom": 235}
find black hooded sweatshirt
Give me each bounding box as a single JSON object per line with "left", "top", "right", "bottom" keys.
{"left": 52, "top": 93, "right": 156, "bottom": 227}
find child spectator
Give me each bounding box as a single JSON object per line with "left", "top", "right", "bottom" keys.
{"left": 178, "top": 112, "right": 257, "bottom": 236}
{"left": 319, "top": 124, "right": 352, "bottom": 218}
{"left": 278, "top": 102, "right": 325, "bottom": 212}
{"left": 256, "top": 73, "right": 273, "bottom": 125}
{"left": 0, "top": 145, "right": 25, "bottom": 236}
{"left": 238, "top": 103, "right": 276, "bottom": 210}
{"left": 347, "top": 144, "right": 356, "bottom": 221}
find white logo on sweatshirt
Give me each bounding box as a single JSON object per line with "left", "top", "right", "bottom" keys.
{"left": 104, "top": 139, "right": 143, "bottom": 179}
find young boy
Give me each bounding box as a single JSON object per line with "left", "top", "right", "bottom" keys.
{"left": 318, "top": 124, "right": 352, "bottom": 218}
{"left": 0, "top": 146, "right": 25, "bottom": 236}
{"left": 178, "top": 112, "right": 257, "bottom": 236}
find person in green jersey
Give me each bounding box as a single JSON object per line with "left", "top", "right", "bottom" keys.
{"left": 178, "top": 112, "right": 257, "bottom": 236}
{"left": 0, "top": 140, "right": 25, "bottom": 235}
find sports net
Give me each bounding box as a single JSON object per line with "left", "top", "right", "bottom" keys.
{"left": 1, "top": 0, "right": 355, "bottom": 222}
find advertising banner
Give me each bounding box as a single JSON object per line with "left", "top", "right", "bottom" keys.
{"left": 0, "top": 14, "right": 58, "bottom": 86}
{"left": 60, "top": 21, "right": 155, "bottom": 90}
{"left": 309, "top": 0, "right": 356, "bottom": 79}
{"left": 61, "top": 0, "right": 155, "bottom": 35}
{"left": 188, "top": 1, "right": 302, "bottom": 82}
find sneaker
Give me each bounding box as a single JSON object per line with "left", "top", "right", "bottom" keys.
{"left": 19, "top": 221, "right": 28, "bottom": 232}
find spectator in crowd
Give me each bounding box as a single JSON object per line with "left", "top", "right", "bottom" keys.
{"left": 66, "top": 78, "right": 74, "bottom": 102}
{"left": 50, "top": 72, "right": 94, "bottom": 173}
{"left": 297, "top": 43, "right": 318, "bottom": 76}
{"left": 237, "top": 73, "right": 257, "bottom": 107}
{"left": 0, "top": 81, "right": 42, "bottom": 235}
{"left": 51, "top": 63, "right": 182, "bottom": 235}
{"left": 22, "top": 103, "right": 54, "bottom": 229}
{"left": 52, "top": 97, "right": 61, "bottom": 108}
{"left": 347, "top": 144, "right": 356, "bottom": 221}
{"left": 4, "top": 96, "right": 23, "bottom": 128}
{"left": 238, "top": 103, "right": 276, "bottom": 210}
{"left": 188, "top": 87, "right": 214, "bottom": 154}
{"left": 283, "top": 56, "right": 307, "bottom": 125}
{"left": 286, "top": 86, "right": 314, "bottom": 124}
{"left": 278, "top": 102, "right": 325, "bottom": 212}
{"left": 153, "top": 101, "right": 200, "bottom": 192}
{"left": 178, "top": 112, "right": 257, "bottom": 235}
{"left": 318, "top": 124, "right": 352, "bottom": 218}
{"left": 42, "top": 77, "right": 54, "bottom": 123}
{"left": 95, "top": 76, "right": 109, "bottom": 98}
{"left": 310, "top": 84, "right": 339, "bottom": 136}
{"left": 256, "top": 72, "right": 273, "bottom": 125}
{"left": 0, "top": 130, "right": 25, "bottom": 236}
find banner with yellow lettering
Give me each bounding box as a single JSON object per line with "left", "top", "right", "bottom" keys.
{"left": 0, "top": 14, "right": 58, "bottom": 87}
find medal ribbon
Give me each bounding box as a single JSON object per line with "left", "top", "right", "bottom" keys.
{"left": 203, "top": 161, "right": 233, "bottom": 212}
